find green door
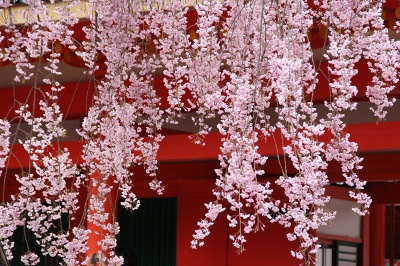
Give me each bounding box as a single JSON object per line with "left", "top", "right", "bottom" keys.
{"left": 117, "top": 197, "right": 177, "bottom": 266}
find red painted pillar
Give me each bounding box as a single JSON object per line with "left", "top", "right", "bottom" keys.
{"left": 86, "top": 172, "right": 118, "bottom": 264}
{"left": 363, "top": 212, "right": 370, "bottom": 266}
{"left": 369, "top": 202, "right": 386, "bottom": 266}
{"left": 389, "top": 204, "right": 396, "bottom": 266}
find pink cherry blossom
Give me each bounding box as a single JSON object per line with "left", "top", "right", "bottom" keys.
{"left": 0, "top": 0, "right": 398, "bottom": 265}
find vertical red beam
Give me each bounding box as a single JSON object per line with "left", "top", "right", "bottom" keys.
{"left": 389, "top": 204, "right": 395, "bottom": 266}
{"left": 369, "top": 203, "right": 386, "bottom": 266}
{"left": 86, "top": 173, "right": 118, "bottom": 263}
{"left": 363, "top": 213, "right": 370, "bottom": 266}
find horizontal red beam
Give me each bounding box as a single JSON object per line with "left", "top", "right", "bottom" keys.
{"left": 0, "top": 76, "right": 195, "bottom": 120}
{"left": 157, "top": 121, "right": 400, "bottom": 162}
{"left": 0, "top": 81, "right": 95, "bottom": 120}
{"left": 5, "top": 140, "right": 84, "bottom": 170}
{"left": 368, "top": 182, "right": 400, "bottom": 204}
{"left": 4, "top": 122, "right": 400, "bottom": 181}
{"left": 313, "top": 60, "right": 400, "bottom": 103}
{"left": 3, "top": 151, "right": 399, "bottom": 189}
{"left": 1, "top": 10, "right": 399, "bottom": 118}
{"left": 2, "top": 59, "right": 400, "bottom": 121}
{"left": 323, "top": 152, "right": 400, "bottom": 183}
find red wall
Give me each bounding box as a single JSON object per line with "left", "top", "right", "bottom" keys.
{"left": 174, "top": 178, "right": 300, "bottom": 266}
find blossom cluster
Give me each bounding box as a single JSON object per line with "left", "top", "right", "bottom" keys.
{"left": 0, "top": 0, "right": 398, "bottom": 265}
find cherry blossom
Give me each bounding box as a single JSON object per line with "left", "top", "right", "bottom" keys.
{"left": 0, "top": 0, "right": 398, "bottom": 265}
